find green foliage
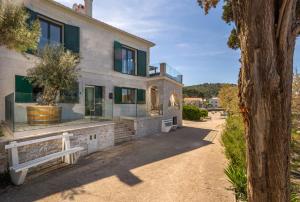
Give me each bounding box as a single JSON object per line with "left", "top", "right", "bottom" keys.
{"left": 0, "top": 2, "right": 40, "bottom": 52}
{"left": 183, "top": 83, "right": 236, "bottom": 99}
{"left": 221, "top": 115, "right": 247, "bottom": 200}
{"left": 199, "top": 109, "right": 208, "bottom": 118}
{"left": 183, "top": 105, "right": 208, "bottom": 121}
{"left": 218, "top": 84, "right": 239, "bottom": 114}
{"left": 27, "top": 45, "right": 80, "bottom": 105}
{"left": 222, "top": 115, "right": 246, "bottom": 167}
{"left": 224, "top": 164, "right": 247, "bottom": 201}
{"left": 227, "top": 28, "right": 240, "bottom": 50}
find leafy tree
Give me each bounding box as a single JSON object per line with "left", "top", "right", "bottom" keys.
{"left": 27, "top": 45, "right": 80, "bottom": 105}
{"left": 197, "top": 0, "right": 300, "bottom": 200}
{"left": 183, "top": 83, "right": 236, "bottom": 98}
{"left": 218, "top": 85, "right": 239, "bottom": 114}
{"left": 0, "top": 1, "right": 40, "bottom": 52}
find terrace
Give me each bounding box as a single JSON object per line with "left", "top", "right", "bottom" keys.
{"left": 149, "top": 63, "right": 183, "bottom": 84}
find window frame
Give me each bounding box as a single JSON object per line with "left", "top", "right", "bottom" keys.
{"left": 37, "top": 16, "right": 64, "bottom": 49}
{"left": 121, "top": 45, "right": 137, "bottom": 75}
{"left": 121, "top": 87, "right": 136, "bottom": 104}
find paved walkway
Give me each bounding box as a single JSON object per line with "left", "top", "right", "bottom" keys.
{"left": 0, "top": 113, "right": 234, "bottom": 202}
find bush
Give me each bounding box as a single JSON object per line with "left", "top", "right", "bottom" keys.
{"left": 183, "top": 105, "right": 208, "bottom": 121}
{"left": 221, "top": 115, "right": 247, "bottom": 201}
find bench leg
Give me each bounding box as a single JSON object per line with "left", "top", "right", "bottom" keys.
{"left": 10, "top": 169, "right": 28, "bottom": 185}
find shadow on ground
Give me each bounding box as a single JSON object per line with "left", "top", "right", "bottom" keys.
{"left": 0, "top": 126, "right": 215, "bottom": 202}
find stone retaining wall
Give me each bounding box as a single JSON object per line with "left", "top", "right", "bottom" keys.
{"left": 0, "top": 123, "right": 116, "bottom": 174}
{"left": 135, "top": 116, "right": 163, "bottom": 137}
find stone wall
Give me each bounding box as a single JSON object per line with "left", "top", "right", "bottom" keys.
{"left": 0, "top": 140, "right": 8, "bottom": 173}
{"left": 0, "top": 123, "right": 116, "bottom": 174}
{"left": 114, "top": 119, "right": 135, "bottom": 144}
{"left": 135, "top": 116, "right": 163, "bottom": 137}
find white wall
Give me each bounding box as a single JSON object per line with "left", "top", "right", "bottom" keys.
{"left": 0, "top": 0, "right": 153, "bottom": 122}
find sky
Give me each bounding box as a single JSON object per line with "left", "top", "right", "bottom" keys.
{"left": 56, "top": 0, "right": 300, "bottom": 86}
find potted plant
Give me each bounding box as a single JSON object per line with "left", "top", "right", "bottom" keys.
{"left": 26, "top": 45, "right": 79, "bottom": 125}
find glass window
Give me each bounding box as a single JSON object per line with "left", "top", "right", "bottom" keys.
{"left": 38, "top": 18, "right": 62, "bottom": 49}
{"left": 122, "top": 88, "right": 136, "bottom": 104}
{"left": 50, "top": 24, "right": 61, "bottom": 45}
{"left": 121, "top": 47, "right": 135, "bottom": 75}
{"left": 59, "top": 83, "right": 79, "bottom": 103}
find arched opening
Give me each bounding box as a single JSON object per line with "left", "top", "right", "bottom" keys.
{"left": 150, "top": 86, "right": 161, "bottom": 115}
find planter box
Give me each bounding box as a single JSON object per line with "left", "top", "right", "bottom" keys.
{"left": 27, "top": 106, "right": 62, "bottom": 125}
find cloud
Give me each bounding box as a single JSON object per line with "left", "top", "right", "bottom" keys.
{"left": 176, "top": 43, "right": 191, "bottom": 49}
{"left": 55, "top": 0, "right": 186, "bottom": 37}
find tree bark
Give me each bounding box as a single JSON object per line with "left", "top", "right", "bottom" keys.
{"left": 236, "top": 0, "right": 297, "bottom": 201}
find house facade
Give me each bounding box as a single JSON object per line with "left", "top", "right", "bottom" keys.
{"left": 0, "top": 0, "right": 183, "bottom": 134}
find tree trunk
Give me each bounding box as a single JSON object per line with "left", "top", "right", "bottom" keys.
{"left": 237, "top": 0, "right": 297, "bottom": 201}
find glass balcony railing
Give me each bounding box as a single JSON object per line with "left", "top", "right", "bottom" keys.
{"left": 149, "top": 63, "right": 183, "bottom": 84}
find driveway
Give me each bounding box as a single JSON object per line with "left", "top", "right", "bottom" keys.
{"left": 0, "top": 113, "right": 234, "bottom": 202}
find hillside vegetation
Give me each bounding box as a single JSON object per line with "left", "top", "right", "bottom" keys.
{"left": 183, "top": 83, "right": 236, "bottom": 99}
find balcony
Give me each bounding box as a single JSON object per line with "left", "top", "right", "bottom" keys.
{"left": 149, "top": 63, "right": 183, "bottom": 84}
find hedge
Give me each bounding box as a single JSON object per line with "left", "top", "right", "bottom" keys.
{"left": 183, "top": 105, "right": 208, "bottom": 121}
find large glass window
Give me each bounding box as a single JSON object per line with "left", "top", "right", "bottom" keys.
{"left": 38, "top": 18, "right": 62, "bottom": 49}
{"left": 122, "top": 88, "right": 136, "bottom": 104}
{"left": 122, "top": 47, "right": 135, "bottom": 75}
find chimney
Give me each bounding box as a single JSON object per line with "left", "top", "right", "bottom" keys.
{"left": 84, "top": 0, "right": 93, "bottom": 17}
{"left": 72, "top": 3, "right": 86, "bottom": 15}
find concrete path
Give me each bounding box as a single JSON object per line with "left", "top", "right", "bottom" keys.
{"left": 0, "top": 113, "right": 234, "bottom": 202}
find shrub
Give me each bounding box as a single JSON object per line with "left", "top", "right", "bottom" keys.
{"left": 221, "top": 115, "right": 247, "bottom": 200}
{"left": 199, "top": 109, "right": 208, "bottom": 118}
{"left": 183, "top": 105, "right": 201, "bottom": 120}
{"left": 222, "top": 115, "right": 246, "bottom": 167}
{"left": 224, "top": 163, "right": 247, "bottom": 201}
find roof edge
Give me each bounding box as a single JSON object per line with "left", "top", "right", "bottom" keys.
{"left": 45, "top": 0, "right": 156, "bottom": 47}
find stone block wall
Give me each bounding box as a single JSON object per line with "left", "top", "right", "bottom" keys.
{"left": 114, "top": 119, "right": 135, "bottom": 144}
{"left": 0, "top": 123, "right": 116, "bottom": 174}
{"left": 135, "top": 116, "right": 163, "bottom": 137}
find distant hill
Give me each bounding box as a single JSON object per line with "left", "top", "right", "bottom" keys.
{"left": 183, "top": 83, "right": 237, "bottom": 99}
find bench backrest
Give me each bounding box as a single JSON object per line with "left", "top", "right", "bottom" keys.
{"left": 5, "top": 133, "right": 73, "bottom": 150}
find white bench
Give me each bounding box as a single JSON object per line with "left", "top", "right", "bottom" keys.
{"left": 161, "top": 119, "right": 177, "bottom": 133}
{"left": 5, "top": 132, "right": 84, "bottom": 185}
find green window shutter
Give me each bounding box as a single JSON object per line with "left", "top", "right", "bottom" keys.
{"left": 114, "top": 41, "right": 122, "bottom": 72}
{"left": 15, "top": 75, "right": 33, "bottom": 103}
{"left": 64, "top": 24, "right": 80, "bottom": 53}
{"left": 137, "top": 50, "right": 147, "bottom": 77}
{"left": 137, "top": 89, "right": 146, "bottom": 104}
{"left": 114, "top": 87, "right": 122, "bottom": 104}
{"left": 95, "top": 86, "right": 103, "bottom": 116}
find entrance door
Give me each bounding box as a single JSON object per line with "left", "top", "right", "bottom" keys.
{"left": 85, "top": 86, "right": 103, "bottom": 116}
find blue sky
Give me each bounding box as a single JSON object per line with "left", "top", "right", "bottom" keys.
{"left": 56, "top": 0, "right": 299, "bottom": 86}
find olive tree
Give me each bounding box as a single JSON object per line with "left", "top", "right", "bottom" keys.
{"left": 0, "top": 1, "right": 40, "bottom": 52}
{"left": 197, "top": 0, "right": 300, "bottom": 201}
{"left": 27, "top": 45, "right": 80, "bottom": 105}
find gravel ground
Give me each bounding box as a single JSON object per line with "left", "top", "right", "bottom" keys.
{"left": 0, "top": 113, "right": 234, "bottom": 202}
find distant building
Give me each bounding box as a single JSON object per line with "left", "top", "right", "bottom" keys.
{"left": 184, "top": 98, "right": 204, "bottom": 108}
{"left": 208, "top": 97, "right": 220, "bottom": 108}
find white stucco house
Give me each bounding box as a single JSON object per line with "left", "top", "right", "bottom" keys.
{"left": 0, "top": 0, "right": 183, "bottom": 136}
{"left": 208, "top": 97, "right": 220, "bottom": 108}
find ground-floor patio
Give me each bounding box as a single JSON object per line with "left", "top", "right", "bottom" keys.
{"left": 0, "top": 114, "right": 234, "bottom": 202}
